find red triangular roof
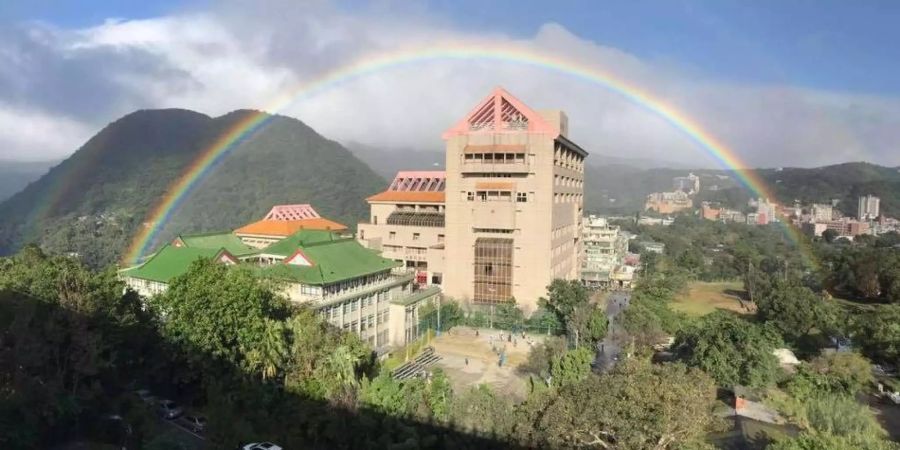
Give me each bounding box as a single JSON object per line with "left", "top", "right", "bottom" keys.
{"left": 442, "top": 87, "right": 558, "bottom": 138}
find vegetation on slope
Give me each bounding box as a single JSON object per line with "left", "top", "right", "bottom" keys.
{"left": 0, "top": 109, "right": 385, "bottom": 268}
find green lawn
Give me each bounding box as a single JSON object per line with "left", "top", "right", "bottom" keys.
{"left": 671, "top": 281, "right": 751, "bottom": 317}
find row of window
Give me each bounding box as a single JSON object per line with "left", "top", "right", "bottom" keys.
{"left": 555, "top": 174, "right": 583, "bottom": 188}
{"left": 465, "top": 191, "right": 529, "bottom": 202}
{"left": 463, "top": 152, "right": 527, "bottom": 163}
{"left": 554, "top": 192, "right": 582, "bottom": 204}
{"left": 554, "top": 144, "right": 584, "bottom": 173}
{"left": 385, "top": 231, "right": 445, "bottom": 242}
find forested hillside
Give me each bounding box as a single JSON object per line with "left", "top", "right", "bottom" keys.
{"left": 0, "top": 109, "right": 385, "bottom": 268}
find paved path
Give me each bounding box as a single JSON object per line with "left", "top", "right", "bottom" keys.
{"left": 593, "top": 290, "right": 631, "bottom": 372}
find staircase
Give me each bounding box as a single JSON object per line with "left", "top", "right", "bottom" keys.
{"left": 391, "top": 346, "right": 442, "bottom": 381}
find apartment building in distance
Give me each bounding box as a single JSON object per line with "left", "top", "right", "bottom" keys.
{"left": 359, "top": 87, "right": 587, "bottom": 314}
{"left": 858, "top": 195, "right": 880, "bottom": 221}
{"left": 645, "top": 191, "right": 693, "bottom": 214}
{"left": 673, "top": 173, "right": 700, "bottom": 194}
{"left": 811, "top": 203, "right": 834, "bottom": 223}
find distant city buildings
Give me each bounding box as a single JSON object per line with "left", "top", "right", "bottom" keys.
{"left": 673, "top": 173, "right": 700, "bottom": 194}
{"left": 645, "top": 190, "right": 693, "bottom": 214}
{"left": 858, "top": 195, "right": 880, "bottom": 221}
{"left": 811, "top": 203, "right": 834, "bottom": 222}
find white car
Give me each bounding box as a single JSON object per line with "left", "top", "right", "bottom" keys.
{"left": 243, "top": 443, "right": 283, "bottom": 450}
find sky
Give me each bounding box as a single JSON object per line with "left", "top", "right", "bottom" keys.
{"left": 1, "top": 0, "right": 898, "bottom": 168}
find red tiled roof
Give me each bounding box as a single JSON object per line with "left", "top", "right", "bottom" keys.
{"left": 366, "top": 191, "right": 446, "bottom": 203}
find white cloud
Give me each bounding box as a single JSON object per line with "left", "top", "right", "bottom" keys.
{"left": 0, "top": 3, "right": 898, "bottom": 168}
{"left": 0, "top": 104, "right": 94, "bottom": 161}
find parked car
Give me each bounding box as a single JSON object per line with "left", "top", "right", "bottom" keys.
{"left": 242, "top": 442, "right": 283, "bottom": 450}
{"left": 134, "top": 389, "right": 155, "bottom": 405}
{"left": 157, "top": 399, "right": 184, "bottom": 419}
{"left": 182, "top": 414, "right": 207, "bottom": 433}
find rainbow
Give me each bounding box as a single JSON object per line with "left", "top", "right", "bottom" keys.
{"left": 124, "top": 42, "right": 813, "bottom": 265}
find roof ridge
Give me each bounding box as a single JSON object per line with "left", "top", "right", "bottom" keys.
{"left": 180, "top": 230, "right": 235, "bottom": 238}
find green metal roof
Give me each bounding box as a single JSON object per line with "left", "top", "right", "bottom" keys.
{"left": 254, "top": 233, "right": 399, "bottom": 285}
{"left": 391, "top": 285, "right": 441, "bottom": 306}
{"left": 258, "top": 229, "right": 341, "bottom": 257}
{"left": 122, "top": 244, "right": 224, "bottom": 283}
{"left": 176, "top": 231, "right": 257, "bottom": 256}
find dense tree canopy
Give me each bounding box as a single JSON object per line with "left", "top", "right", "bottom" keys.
{"left": 674, "top": 311, "right": 783, "bottom": 388}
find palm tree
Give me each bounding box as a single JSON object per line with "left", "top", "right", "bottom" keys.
{"left": 246, "top": 319, "right": 287, "bottom": 381}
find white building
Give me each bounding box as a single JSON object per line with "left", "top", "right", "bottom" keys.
{"left": 858, "top": 195, "right": 880, "bottom": 221}
{"left": 581, "top": 216, "right": 628, "bottom": 288}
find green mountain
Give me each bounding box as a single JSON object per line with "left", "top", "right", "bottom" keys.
{"left": 0, "top": 159, "right": 58, "bottom": 201}
{"left": 0, "top": 109, "right": 386, "bottom": 268}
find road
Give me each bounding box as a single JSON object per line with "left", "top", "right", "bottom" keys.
{"left": 593, "top": 290, "right": 631, "bottom": 373}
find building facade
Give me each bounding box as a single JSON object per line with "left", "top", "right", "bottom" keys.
{"left": 357, "top": 171, "right": 446, "bottom": 287}
{"left": 858, "top": 195, "right": 880, "bottom": 221}
{"left": 645, "top": 191, "right": 693, "bottom": 214}
{"left": 442, "top": 88, "right": 586, "bottom": 314}
{"left": 121, "top": 207, "right": 439, "bottom": 351}
{"left": 811, "top": 203, "right": 834, "bottom": 223}
{"left": 581, "top": 216, "right": 628, "bottom": 288}
{"left": 673, "top": 173, "right": 700, "bottom": 194}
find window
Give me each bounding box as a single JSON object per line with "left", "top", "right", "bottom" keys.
{"left": 373, "top": 216, "right": 378, "bottom": 225}
{"left": 467, "top": 191, "right": 475, "bottom": 201}
{"left": 413, "top": 233, "right": 420, "bottom": 241}
{"left": 517, "top": 192, "right": 527, "bottom": 202}
{"left": 479, "top": 192, "right": 487, "bottom": 202}
{"left": 437, "top": 234, "right": 445, "bottom": 243}
{"left": 389, "top": 231, "right": 396, "bottom": 240}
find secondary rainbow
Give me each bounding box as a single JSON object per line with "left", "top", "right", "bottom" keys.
{"left": 124, "top": 42, "right": 810, "bottom": 265}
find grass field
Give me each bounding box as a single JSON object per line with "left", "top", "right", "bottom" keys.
{"left": 671, "top": 281, "right": 752, "bottom": 317}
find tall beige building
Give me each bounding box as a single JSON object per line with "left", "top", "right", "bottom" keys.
{"left": 442, "top": 87, "right": 587, "bottom": 313}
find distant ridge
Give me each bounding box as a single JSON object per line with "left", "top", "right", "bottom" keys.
{"left": 0, "top": 109, "right": 385, "bottom": 267}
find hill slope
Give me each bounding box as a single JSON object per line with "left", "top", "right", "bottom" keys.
{"left": 0, "top": 109, "right": 386, "bottom": 267}
{"left": 584, "top": 162, "right": 900, "bottom": 216}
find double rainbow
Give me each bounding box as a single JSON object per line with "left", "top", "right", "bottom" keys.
{"left": 124, "top": 43, "right": 809, "bottom": 265}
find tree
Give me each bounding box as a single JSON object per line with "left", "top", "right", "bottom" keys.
{"left": 244, "top": 319, "right": 288, "bottom": 381}
{"left": 795, "top": 352, "right": 874, "bottom": 397}
{"left": 153, "top": 260, "right": 289, "bottom": 376}
{"left": 822, "top": 229, "right": 839, "bottom": 243}
{"left": 448, "top": 385, "right": 515, "bottom": 436}
{"left": 754, "top": 278, "right": 839, "bottom": 341}
{"left": 853, "top": 304, "right": 900, "bottom": 365}
{"left": 540, "top": 279, "right": 589, "bottom": 330}
{"left": 530, "top": 360, "right": 718, "bottom": 449}
{"left": 549, "top": 347, "right": 594, "bottom": 387}
{"left": 674, "top": 311, "right": 783, "bottom": 388}
{"left": 519, "top": 336, "right": 568, "bottom": 379}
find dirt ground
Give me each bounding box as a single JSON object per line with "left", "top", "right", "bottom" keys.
{"left": 429, "top": 327, "right": 549, "bottom": 401}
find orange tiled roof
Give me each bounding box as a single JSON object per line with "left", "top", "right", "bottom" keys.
{"left": 234, "top": 218, "right": 348, "bottom": 237}
{"left": 366, "top": 191, "right": 446, "bottom": 203}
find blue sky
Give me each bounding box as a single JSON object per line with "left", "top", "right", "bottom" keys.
{"left": 5, "top": 0, "right": 898, "bottom": 94}
{"left": 1, "top": 0, "right": 898, "bottom": 166}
